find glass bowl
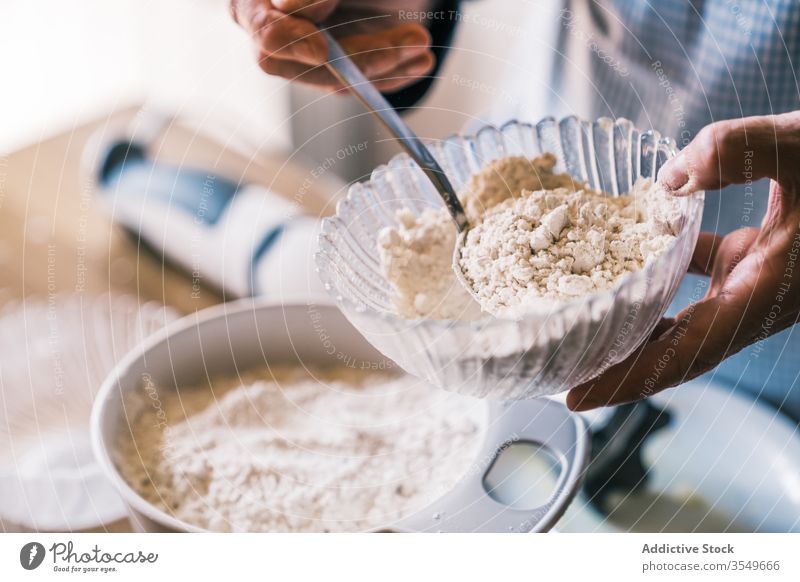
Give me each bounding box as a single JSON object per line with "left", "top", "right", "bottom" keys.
{"left": 315, "top": 117, "right": 704, "bottom": 399}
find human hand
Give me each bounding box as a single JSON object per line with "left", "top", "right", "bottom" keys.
{"left": 567, "top": 111, "right": 800, "bottom": 411}
{"left": 230, "top": 0, "right": 435, "bottom": 92}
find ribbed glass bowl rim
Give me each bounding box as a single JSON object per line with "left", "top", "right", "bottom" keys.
{"left": 316, "top": 116, "right": 704, "bottom": 331}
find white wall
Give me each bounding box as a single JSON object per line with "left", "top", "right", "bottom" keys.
{"left": 0, "top": 0, "right": 292, "bottom": 154}
{"left": 0, "top": 0, "right": 539, "bottom": 153}
{"left": 408, "top": 0, "right": 540, "bottom": 137}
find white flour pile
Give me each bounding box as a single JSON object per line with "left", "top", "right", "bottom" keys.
{"left": 377, "top": 208, "right": 478, "bottom": 320}
{"left": 118, "top": 366, "right": 480, "bottom": 532}
{"left": 459, "top": 178, "right": 681, "bottom": 314}
{"left": 377, "top": 155, "right": 682, "bottom": 318}
{"left": 377, "top": 155, "right": 574, "bottom": 320}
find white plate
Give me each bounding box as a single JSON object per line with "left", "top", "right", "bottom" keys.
{"left": 0, "top": 295, "right": 174, "bottom": 531}
{"left": 556, "top": 379, "right": 800, "bottom": 532}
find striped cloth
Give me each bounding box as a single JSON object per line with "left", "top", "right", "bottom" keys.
{"left": 557, "top": 1, "right": 800, "bottom": 137}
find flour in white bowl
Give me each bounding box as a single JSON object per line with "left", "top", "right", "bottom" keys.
{"left": 118, "top": 366, "right": 481, "bottom": 532}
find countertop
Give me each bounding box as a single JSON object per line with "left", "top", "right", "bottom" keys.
{"left": 0, "top": 106, "right": 335, "bottom": 533}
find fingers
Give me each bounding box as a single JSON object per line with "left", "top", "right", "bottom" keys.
{"left": 580, "top": 111, "right": 800, "bottom": 412}
{"left": 688, "top": 231, "right": 724, "bottom": 276}
{"left": 658, "top": 110, "right": 800, "bottom": 196}
{"left": 257, "top": 23, "right": 433, "bottom": 90}
{"left": 232, "top": 0, "right": 433, "bottom": 90}
{"left": 340, "top": 23, "right": 431, "bottom": 76}
{"left": 259, "top": 50, "right": 434, "bottom": 91}
{"left": 566, "top": 293, "right": 735, "bottom": 411}
{"left": 233, "top": 0, "right": 327, "bottom": 65}
{"left": 368, "top": 51, "right": 436, "bottom": 92}
{"left": 566, "top": 222, "right": 792, "bottom": 412}
{"left": 272, "top": 0, "right": 338, "bottom": 21}
{"left": 705, "top": 227, "right": 760, "bottom": 295}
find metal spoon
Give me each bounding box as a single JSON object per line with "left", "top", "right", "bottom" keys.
{"left": 322, "top": 30, "right": 469, "bottom": 232}
{"left": 322, "top": 31, "right": 480, "bottom": 303}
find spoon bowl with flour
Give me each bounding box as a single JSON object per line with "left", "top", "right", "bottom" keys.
{"left": 452, "top": 167, "right": 684, "bottom": 318}
{"left": 321, "top": 31, "right": 483, "bottom": 303}
{"left": 317, "top": 117, "right": 704, "bottom": 399}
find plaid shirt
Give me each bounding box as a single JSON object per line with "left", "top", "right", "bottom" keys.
{"left": 560, "top": 1, "right": 799, "bottom": 134}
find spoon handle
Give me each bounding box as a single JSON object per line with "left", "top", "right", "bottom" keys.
{"left": 322, "top": 30, "right": 469, "bottom": 232}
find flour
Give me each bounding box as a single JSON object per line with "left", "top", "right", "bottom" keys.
{"left": 459, "top": 154, "right": 576, "bottom": 222}
{"left": 118, "top": 366, "right": 481, "bottom": 532}
{"left": 377, "top": 154, "right": 574, "bottom": 320}
{"left": 377, "top": 155, "right": 681, "bottom": 319}
{"left": 459, "top": 177, "right": 681, "bottom": 315}
{"left": 377, "top": 208, "right": 478, "bottom": 320}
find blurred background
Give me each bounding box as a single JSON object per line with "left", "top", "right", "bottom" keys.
{"left": 0, "top": 0, "right": 547, "bottom": 534}
{"left": 0, "top": 0, "right": 528, "bottom": 157}
{"left": 1, "top": 0, "right": 798, "bottom": 536}
{"left": 0, "top": 0, "right": 538, "bottom": 308}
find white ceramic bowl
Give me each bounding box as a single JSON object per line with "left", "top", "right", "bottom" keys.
{"left": 316, "top": 117, "right": 704, "bottom": 399}
{"left": 91, "top": 300, "right": 588, "bottom": 533}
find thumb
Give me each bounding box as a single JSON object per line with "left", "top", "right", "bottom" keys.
{"left": 273, "top": 0, "right": 338, "bottom": 21}
{"left": 658, "top": 111, "right": 800, "bottom": 196}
